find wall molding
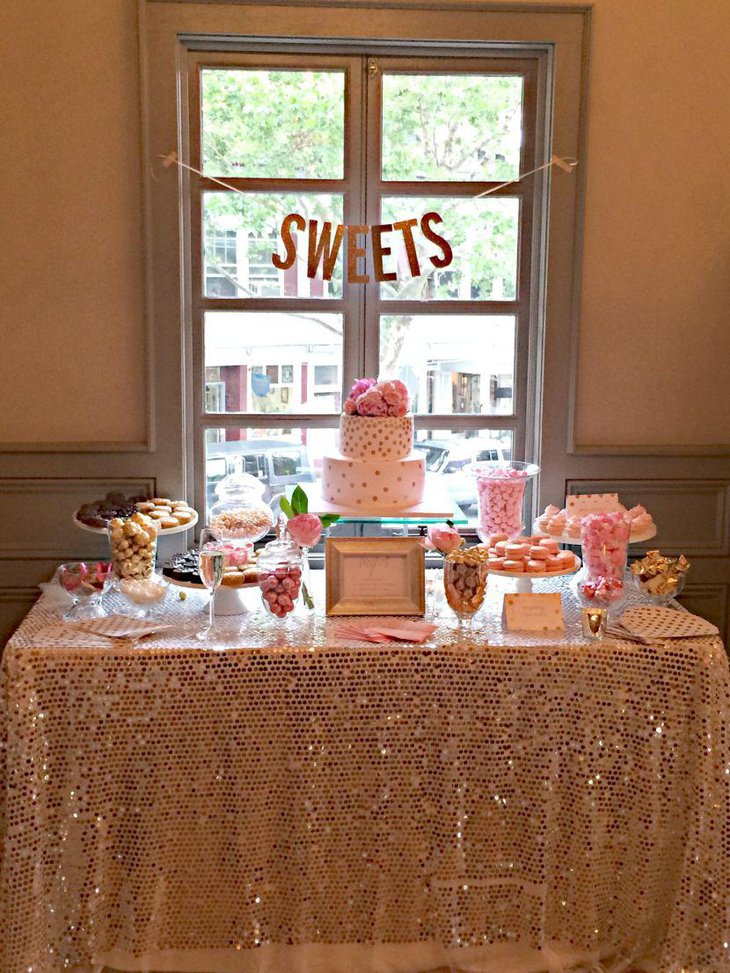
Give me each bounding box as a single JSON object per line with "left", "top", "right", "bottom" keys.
{"left": 566, "top": 477, "right": 730, "bottom": 557}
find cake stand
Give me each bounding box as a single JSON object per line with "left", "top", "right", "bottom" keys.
{"left": 165, "top": 574, "right": 257, "bottom": 615}
{"left": 531, "top": 522, "right": 657, "bottom": 546}
{"left": 488, "top": 556, "right": 582, "bottom": 593}
{"left": 74, "top": 511, "right": 199, "bottom": 536}
{"left": 304, "top": 482, "right": 457, "bottom": 521}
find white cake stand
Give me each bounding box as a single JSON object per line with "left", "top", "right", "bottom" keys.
{"left": 165, "top": 575, "right": 257, "bottom": 615}
{"left": 488, "top": 556, "right": 582, "bottom": 593}
{"left": 531, "top": 522, "right": 657, "bottom": 546}
{"left": 73, "top": 511, "right": 199, "bottom": 536}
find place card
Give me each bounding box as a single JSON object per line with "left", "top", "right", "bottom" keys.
{"left": 503, "top": 593, "right": 564, "bottom": 633}
{"left": 566, "top": 492, "right": 622, "bottom": 517}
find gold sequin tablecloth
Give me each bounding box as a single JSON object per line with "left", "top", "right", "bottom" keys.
{"left": 1, "top": 580, "right": 729, "bottom": 973}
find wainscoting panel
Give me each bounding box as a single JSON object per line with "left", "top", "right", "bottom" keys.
{"left": 0, "top": 477, "right": 156, "bottom": 560}
{"left": 677, "top": 584, "right": 729, "bottom": 640}
{"left": 566, "top": 479, "right": 730, "bottom": 556}
{"left": 0, "top": 588, "right": 40, "bottom": 645}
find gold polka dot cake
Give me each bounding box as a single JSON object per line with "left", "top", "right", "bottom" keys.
{"left": 321, "top": 378, "right": 425, "bottom": 510}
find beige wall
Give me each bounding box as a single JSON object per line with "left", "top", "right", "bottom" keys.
{"left": 0, "top": 0, "right": 728, "bottom": 448}
{"left": 0, "top": 0, "right": 146, "bottom": 445}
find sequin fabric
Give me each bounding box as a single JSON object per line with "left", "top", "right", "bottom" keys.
{"left": 1, "top": 577, "right": 728, "bottom": 973}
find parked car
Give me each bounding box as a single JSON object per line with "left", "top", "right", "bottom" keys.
{"left": 205, "top": 439, "right": 316, "bottom": 510}
{"left": 414, "top": 437, "right": 510, "bottom": 513}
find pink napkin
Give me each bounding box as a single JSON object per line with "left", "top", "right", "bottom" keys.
{"left": 335, "top": 620, "right": 437, "bottom": 643}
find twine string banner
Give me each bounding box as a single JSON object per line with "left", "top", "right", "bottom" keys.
{"left": 160, "top": 151, "right": 578, "bottom": 282}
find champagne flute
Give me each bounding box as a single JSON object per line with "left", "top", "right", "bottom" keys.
{"left": 197, "top": 528, "right": 225, "bottom": 640}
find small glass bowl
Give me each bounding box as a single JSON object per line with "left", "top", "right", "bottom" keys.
{"left": 631, "top": 571, "right": 686, "bottom": 606}
{"left": 58, "top": 561, "right": 111, "bottom": 620}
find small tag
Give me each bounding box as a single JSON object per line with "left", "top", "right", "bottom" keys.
{"left": 503, "top": 593, "right": 564, "bottom": 633}
{"left": 566, "top": 493, "right": 622, "bottom": 518}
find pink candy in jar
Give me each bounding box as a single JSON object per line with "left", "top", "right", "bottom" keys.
{"left": 259, "top": 564, "right": 302, "bottom": 618}
{"left": 472, "top": 461, "right": 539, "bottom": 542}
{"left": 579, "top": 511, "right": 630, "bottom": 604}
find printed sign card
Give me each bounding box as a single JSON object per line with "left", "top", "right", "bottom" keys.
{"left": 566, "top": 493, "right": 622, "bottom": 518}
{"left": 503, "top": 593, "right": 564, "bottom": 633}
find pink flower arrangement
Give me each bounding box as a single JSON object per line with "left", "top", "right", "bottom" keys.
{"left": 286, "top": 513, "right": 323, "bottom": 549}
{"left": 344, "top": 378, "right": 410, "bottom": 418}
{"left": 426, "top": 523, "right": 464, "bottom": 555}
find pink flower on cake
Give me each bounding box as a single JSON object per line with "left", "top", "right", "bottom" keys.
{"left": 348, "top": 377, "right": 376, "bottom": 401}
{"left": 344, "top": 397, "right": 358, "bottom": 415}
{"left": 286, "top": 513, "right": 323, "bottom": 549}
{"left": 426, "top": 523, "right": 464, "bottom": 554}
{"left": 379, "top": 379, "right": 409, "bottom": 417}
{"left": 356, "top": 387, "right": 389, "bottom": 416}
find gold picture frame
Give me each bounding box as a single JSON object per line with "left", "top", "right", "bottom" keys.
{"left": 326, "top": 537, "right": 425, "bottom": 616}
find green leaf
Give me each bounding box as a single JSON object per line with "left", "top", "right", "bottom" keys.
{"left": 279, "top": 496, "right": 294, "bottom": 519}
{"left": 291, "top": 485, "right": 309, "bottom": 515}
{"left": 319, "top": 514, "right": 340, "bottom": 529}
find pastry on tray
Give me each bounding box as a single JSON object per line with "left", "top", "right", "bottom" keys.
{"left": 75, "top": 492, "right": 196, "bottom": 531}
{"left": 162, "top": 547, "right": 259, "bottom": 588}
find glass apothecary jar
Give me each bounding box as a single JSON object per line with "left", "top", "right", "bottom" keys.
{"left": 257, "top": 538, "right": 304, "bottom": 620}
{"left": 470, "top": 460, "right": 540, "bottom": 543}
{"left": 576, "top": 511, "right": 630, "bottom": 611}
{"left": 209, "top": 468, "right": 274, "bottom": 543}
{"left": 104, "top": 514, "right": 167, "bottom": 616}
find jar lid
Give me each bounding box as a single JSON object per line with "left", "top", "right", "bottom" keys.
{"left": 257, "top": 537, "right": 302, "bottom": 569}
{"left": 215, "top": 470, "right": 266, "bottom": 503}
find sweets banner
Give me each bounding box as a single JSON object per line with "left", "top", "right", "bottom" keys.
{"left": 161, "top": 151, "right": 577, "bottom": 284}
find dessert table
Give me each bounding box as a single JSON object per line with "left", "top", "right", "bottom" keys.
{"left": 1, "top": 577, "right": 728, "bottom": 973}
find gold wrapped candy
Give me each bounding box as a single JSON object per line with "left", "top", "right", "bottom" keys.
{"left": 630, "top": 549, "right": 690, "bottom": 596}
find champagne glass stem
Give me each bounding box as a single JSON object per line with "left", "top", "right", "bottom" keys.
{"left": 208, "top": 591, "right": 215, "bottom": 633}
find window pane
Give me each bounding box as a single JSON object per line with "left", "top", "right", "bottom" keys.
{"left": 382, "top": 74, "right": 523, "bottom": 182}
{"left": 415, "top": 427, "right": 514, "bottom": 522}
{"left": 380, "top": 197, "right": 518, "bottom": 300}
{"left": 204, "top": 192, "right": 344, "bottom": 299}
{"left": 380, "top": 315, "right": 515, "bottom": 415}
{"left": 205, "top": 311, "right": 343, "bottom": 414}
{"left": 205, "top": 426, "right": 338, "bottom": 515}
{"left": 201, "top": 69, "right": 345, "bottom": 178}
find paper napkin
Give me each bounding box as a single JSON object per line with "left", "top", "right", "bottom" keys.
{"left": 335, "top": 620, "right": 437, "bottom": 643}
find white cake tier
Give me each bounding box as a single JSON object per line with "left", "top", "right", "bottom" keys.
{"left": 321, "top": 452, "right": 426, "bottom": 509}
{"left": 339, "top": 414, "right": 413, "bottom": 462}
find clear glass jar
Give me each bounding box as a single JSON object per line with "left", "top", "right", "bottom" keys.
{"left": 105, "top": 514, "right": 167, "bottom": 615}
{"left": 209, "top": 467, "right": 274, "bottom": 543}
{"left": 577, "top": 511, "right": 630, "bottom": 608}
{"left": 257, "top": 538, "right": 304, "bottom": 619}
{"left": 443, "top": 549, "right": 489, "bottom": 625}
{"left": 470, "top": 460, "right": 540, "bottom": 543}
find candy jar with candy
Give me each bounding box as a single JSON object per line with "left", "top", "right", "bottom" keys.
{"left": 257, "top": 537, "right": 304, "bottom": 620}
{"left": 58, "top": 561, "right": 112, "bottom": 620}
{"left": 104, "top": 512, "right": 167, "bottom": 617}
{"left": 209, "top": 464, "right": 274, "bottom": 544}
{"left": 577, "top": 511, "right": 630, "bottom": 612}
{"left": 470, "top": 460, "right": 540, "bottom": 543}
{"left": 443, "top": 547, "right": 490, "bottom": 628}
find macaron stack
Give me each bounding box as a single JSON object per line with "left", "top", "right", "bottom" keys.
{"left": 483, "top": 533, "right": 578, "bottom": 575}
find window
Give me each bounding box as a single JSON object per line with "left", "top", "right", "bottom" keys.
{"left": 188, "top": 47, "right": 543, "bottom": 520}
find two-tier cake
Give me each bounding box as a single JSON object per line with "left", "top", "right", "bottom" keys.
{"left": 321, "top": 378, "right": 426, "bottom": 510}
